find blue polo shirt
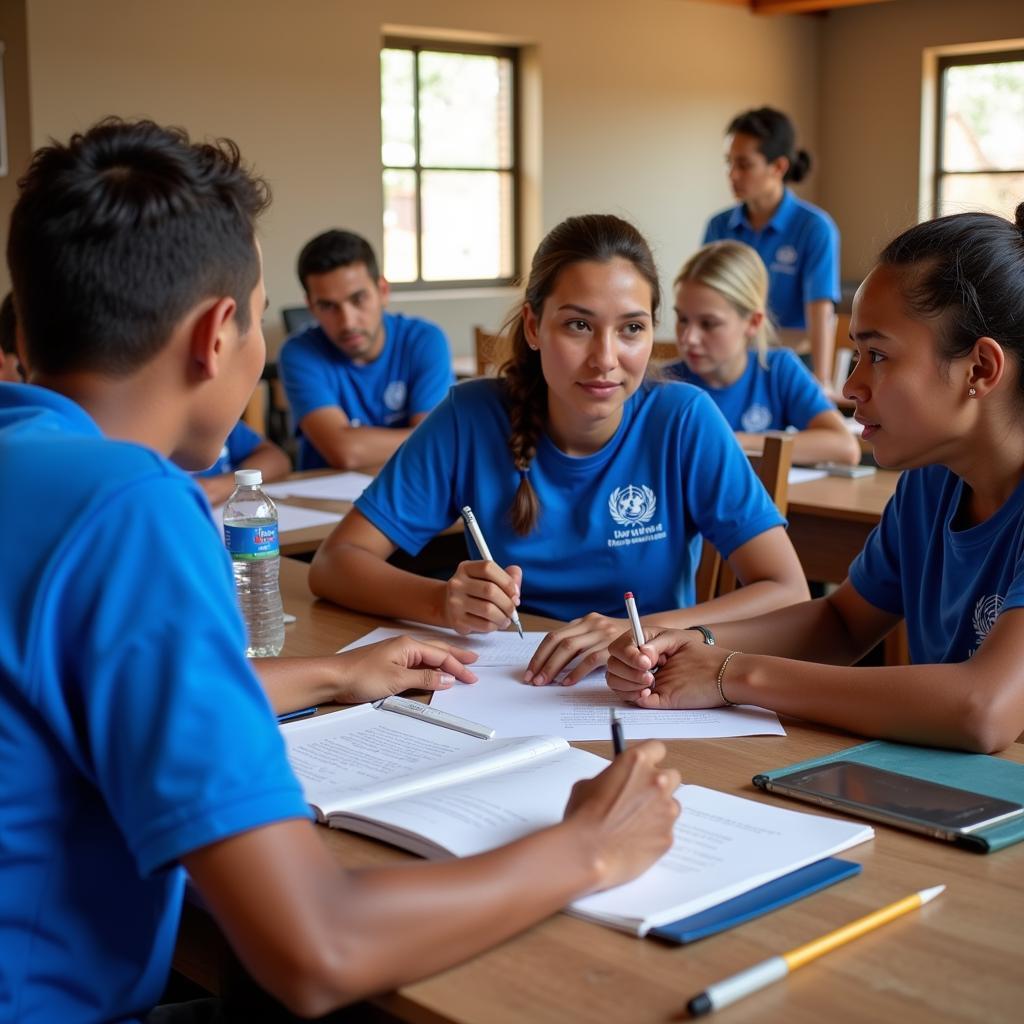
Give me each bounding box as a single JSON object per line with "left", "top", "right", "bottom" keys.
{"left": 280, "top": 310, "right": 454, "bottom": 470}
{"left": 0, "top": 384, "right": 310, "bottom": 1023}
{"left": 665, "top": 349, "right": 834, "bottom": 433}
{"left": 195, "top": 419, "right": 263, "bottom": 477}
{"left": 356, "top": 378, "right": 784, "bottom": 620}
{"left": 849, "top": 466, "right": 1024, "bottom": 664}
{"left": 703, "top": 189, "right": 840, "bottom": 329}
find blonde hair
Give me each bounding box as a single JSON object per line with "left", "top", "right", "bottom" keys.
{"left": 496, "top": 214, "right": 661, "bottom": 535}
{"left": 674, "top": 241, "right": 776, "bottom": 367}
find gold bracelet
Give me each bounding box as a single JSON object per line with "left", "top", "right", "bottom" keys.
{"left": 716, "top": 651, "right": 741, "bottom": 706}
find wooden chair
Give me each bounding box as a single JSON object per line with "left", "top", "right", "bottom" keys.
{"left": 473, "top": 326, "right": 503, "bottom": 377}
{"left": 693, "top": 433, "right": 794, "bottom": 602}
{"left": 651, "top": 340, "right": 677, "bottom": 363}
{"left": 832, "top": 313, "right": 854, "bottom": 395}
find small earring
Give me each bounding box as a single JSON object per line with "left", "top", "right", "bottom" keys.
{"left": 968, "top": 387, "right": 977, "bottom": 397}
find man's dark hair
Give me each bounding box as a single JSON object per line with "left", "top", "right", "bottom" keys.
{"left": 7, "top": 118, "right": 270, "bottom": 376}
{"left": 0, "top": 293, "right": 16, "bottom": 356}
{"left": 297, "top": 230, "right": 380, "bottom": 292}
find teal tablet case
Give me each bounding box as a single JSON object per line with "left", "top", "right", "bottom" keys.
{"left": 753, "top": 740, "right": 1024, "bottom": 853}
{"left": 650, "top": 857, "right": 860, "bottom": 944}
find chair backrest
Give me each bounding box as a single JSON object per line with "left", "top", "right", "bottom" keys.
{"left": 832, "top": 313, "right": 854, "bottom": 394}
{"left": 282, "top": 305, "right": 315, "bottom": 336}
{"left": 474, "top": 326, "right": 503, "bottom": 377}
{"left": 651, "top": 340, "right": 677, "bottom": 363}
{"left": 693, "top": 433, "right": 795, "bottom": 602}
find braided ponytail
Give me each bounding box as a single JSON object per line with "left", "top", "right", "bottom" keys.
{"left": 497, "top": 214, "right": 661, "bottom": 535}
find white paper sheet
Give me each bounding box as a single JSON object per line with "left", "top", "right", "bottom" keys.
{"left": 342, "top": 627, "right": 785, "bottom": 740}
{"left": 214, "top": 502, "right": 342, "bottom": 533}
{"left": 263, "top": 472, "right": 373, "bottom": 502}
{"left": 788, "top": 466, "right": 828, "bottom": 485}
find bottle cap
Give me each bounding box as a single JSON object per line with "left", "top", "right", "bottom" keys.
{"left": 234, "top": 469, "right": 263, "bottom": 486}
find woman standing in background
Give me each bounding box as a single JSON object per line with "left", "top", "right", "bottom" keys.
{"left": 704, "top": 107, "right": 841, "bottom": 389}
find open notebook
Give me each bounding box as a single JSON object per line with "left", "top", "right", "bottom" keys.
{"left": 282, "top": 705, "right": 872, "bottom": 936}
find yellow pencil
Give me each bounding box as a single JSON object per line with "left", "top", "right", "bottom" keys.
{"left": 687, "top": 884, "right": 945, "bottom": 1016}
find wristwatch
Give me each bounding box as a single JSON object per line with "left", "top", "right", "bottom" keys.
{"left": 686, "top": 624, "right": 716, "bottom": 646}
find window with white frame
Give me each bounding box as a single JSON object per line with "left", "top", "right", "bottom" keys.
{"left": 934, "top": 51, "right": 1024, "bottom": 218}
{"left": 380, "top": 39, "right": 518, "bottom": 288}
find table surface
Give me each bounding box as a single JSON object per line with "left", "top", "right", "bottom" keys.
{"left": 176, "top": 558, "right": 1024, "bottom": 1024}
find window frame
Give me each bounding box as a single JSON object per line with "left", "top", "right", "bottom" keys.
{"left": 381, "top": 36, "right": 521, "bottom": 291}
{"left": 933, "top": 48, "right": 1024, "bottom": 218}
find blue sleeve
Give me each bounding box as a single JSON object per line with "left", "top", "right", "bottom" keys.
{"left": 802, "top": 212, "right": 840, "bottom": 305}
{"left": 681, "top": 391, "right": 786, "bottom": 559}
{"left": 406, "top": 321, "right": 455, "bottom": 416}
{"left": 225, "top": 421, "right": 263, "bottom": 467}
{"left": 848, "top": 480, "right": 905, "bottom": 615}
{"left": 773, "top": 349, "right": 835, "bottom": 429}
{"left": 356, "top": 391, "right": 461, "bottom": 554}
{"left": 60, "top": 478, "right": 310, "bottom": 876}
{"left": 703, "top": 214, "right": 723, "bottom": 244}
{"left": 280, "top": 335, "right": 339, "bottom": 425}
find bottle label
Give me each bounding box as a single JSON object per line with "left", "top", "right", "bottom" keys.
{"left": 224, "top": 523, "right": 280, "bottom": 560}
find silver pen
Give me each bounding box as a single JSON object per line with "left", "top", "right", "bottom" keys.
{"left": 376, "top": 695, "right": 495, "bottom": 740}
{"left": 460, "top": 505, "right": 525, "bottom": 638}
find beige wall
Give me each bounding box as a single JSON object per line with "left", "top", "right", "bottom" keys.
{"left": 819, "top": 0, "right": 1024, "bottom": 280}
{"left": 0, "top": 0, "right": 30, "bottom": 297}
{"left": 23, "top": 0, "right": 820, "bottom": 355}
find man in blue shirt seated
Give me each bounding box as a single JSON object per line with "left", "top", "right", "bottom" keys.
{"left": 280, "top": 230, "right": 455, "bottom": 470}
{"left": 0, "top": 118, "right": 679, "bottom": 1023}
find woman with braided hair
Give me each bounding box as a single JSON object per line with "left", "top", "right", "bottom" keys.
{"left": 312, "top": 214, "right": 807, "bottom": 685}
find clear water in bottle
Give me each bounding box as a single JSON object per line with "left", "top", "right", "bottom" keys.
{"left": 223, "top": 468, "right": 285, "bottom": 657}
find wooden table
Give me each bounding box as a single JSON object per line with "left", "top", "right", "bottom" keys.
{"left": 175, "top": 558, "right": 1024, "bottom": 1022}
{"left": 786, "top": 470, "right": 900, "bottom": 584}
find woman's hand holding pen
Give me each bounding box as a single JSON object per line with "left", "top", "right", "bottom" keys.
{"left": 605, "top": 628, "right": 729, "bottom": 708}
{"left": 524, "top": 613, "right": 625, "bottom": 686}
{"left": 562, "top": 741, "right": 680, "bottom": 892}
{"left": 443, "top": 560, "right": 523, "bottom": 635}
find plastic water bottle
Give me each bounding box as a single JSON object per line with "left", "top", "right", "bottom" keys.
{"left": 223, "top": 469, "right": 285, "bottom": 657}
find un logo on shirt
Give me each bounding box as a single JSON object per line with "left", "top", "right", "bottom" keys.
{"left": 972, "top": 594, "right": 1003, "bottom": 646}
{"left": 741, "top": 404, "right": 773, "bottom": 432}
{"left": 608, "top": 485, "right": 657, "bottom": 526}
{"left": 775, "top": 245, "right": 798, "bottom": 265}
{"left": 383, "top": 381, "right": 408, "bottom": 412}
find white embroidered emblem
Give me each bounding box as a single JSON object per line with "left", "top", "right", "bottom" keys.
{"left": 741, "top": 404, "right": 773, "bottom": 432}
{"left": 608, "top": 485, "right": 657, "bottom": 527}
{"left": 383, "top": 380, "right": 407, "bottom": 412}
{"left": 972, "top": 594, "right": 1003, "bottom": 645}
{"left": 775, "top": 244, "right": 798, "bottom": 265}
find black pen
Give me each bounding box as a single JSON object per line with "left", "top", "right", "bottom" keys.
{"left": 610, "top": 708, "right": 626, "bottom": 756}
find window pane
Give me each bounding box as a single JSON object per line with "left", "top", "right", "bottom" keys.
{"left": 383, "top": 169, "right": 418, "bottom": 282}
{"left": 381, "top": 48, "right": 416, "bottom": 167}
{"left": 937, "top": 171, "right": 1024, "bottom": 218}
{"left": 421, "top": 171, "right": 513, "bottom": 281}
{"left": 942, "top": 61, "right": 1024, "bottom": 172}
{"left": 418, "top": 51, "right": 513, "bottom": 168}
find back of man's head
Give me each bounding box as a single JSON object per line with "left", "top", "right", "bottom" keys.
{"left": 7, "top": 118, "right": 270, "bottom": 377}
{"left": 297, "top": 230, "right": 380, "bottom": 292}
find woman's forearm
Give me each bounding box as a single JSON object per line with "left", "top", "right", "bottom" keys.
{"left": 310, "top": 542, "right": 447, "bottom": 626}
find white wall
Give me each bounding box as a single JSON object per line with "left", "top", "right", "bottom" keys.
{"left": 24, "top": 0, "right": 821, "bottom": 354}
{"left": 819, "top": 0, "right": 1024, "bottom": 279}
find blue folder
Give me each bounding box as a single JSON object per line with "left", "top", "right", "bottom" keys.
{"left": 649, "top": 857, "right": 860, "bottom": 944}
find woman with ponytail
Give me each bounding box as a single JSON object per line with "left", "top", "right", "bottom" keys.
{"left": 610, "top": 203, "right": 1024, "bottom": 752}
{"left": 312, "top": 214, "right": 807, "bottom": 685}
{"left": 667, "top": 240, "right": 859, "bottom": 466}
{"left": 704, "top": 107, "right": 840, "bottom": 389}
